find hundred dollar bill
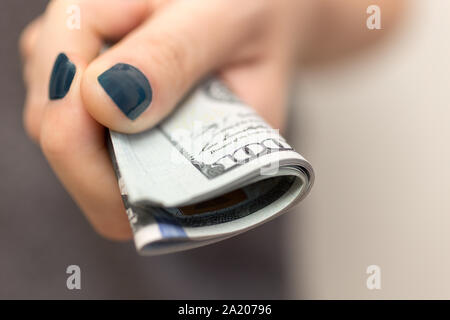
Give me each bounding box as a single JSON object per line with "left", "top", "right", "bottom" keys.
{"left": 108, "top": 78, "right": 314, "bottom": 255}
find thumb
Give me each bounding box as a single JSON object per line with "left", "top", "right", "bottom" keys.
{"left": 81, "top": 0, "right": 260, "bottom": 133}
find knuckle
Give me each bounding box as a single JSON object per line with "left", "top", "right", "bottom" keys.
{"left": 19, "top": 20, "right": 40, "bottom": 58}
{"left": 39, "top": 113, "right": 71, "bottom": 158}
{"left": 40, "top": 131, "right": 65, "bottom": 159}
{"left": 19, "top": 29, "right": 31, "bottom": 58}
{"left": 45, "top": 0, "right": 64, "bottom": 14}
{"left": 23, "top": 104, "right": 41, "bottom": 143}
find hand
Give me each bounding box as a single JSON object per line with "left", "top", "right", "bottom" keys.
{"left": 20, "top": 0, "right": 403, "bottom": 240}
{"left": 20, "top": 0, "right": 311, "bottom": 240}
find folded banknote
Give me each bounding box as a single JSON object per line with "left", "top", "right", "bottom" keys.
{"left": 108, "top": 78, "right": 314, "bottom": 255}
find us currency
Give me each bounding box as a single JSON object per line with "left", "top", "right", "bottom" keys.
{"left": 108, "top": 78, "right": 314, "bottom": 255}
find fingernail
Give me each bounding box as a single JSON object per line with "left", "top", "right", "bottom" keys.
{"left": 49, "top": 53, "right": 76, "bottom": 100}
{"left": 98, "top": 63, "right": 152, "bottom": 120}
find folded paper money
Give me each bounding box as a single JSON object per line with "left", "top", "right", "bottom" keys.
{"left": 108, "top": 78, "right": 314, "bottom": 255}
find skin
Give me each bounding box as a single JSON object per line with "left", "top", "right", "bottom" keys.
{"left": 19, "top": 0, "right": 404, "bottom": 240}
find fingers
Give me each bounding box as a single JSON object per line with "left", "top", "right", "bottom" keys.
{"left": 40, "top": 54, "right": 132, "bottom": 240}
{"left": 81, "top": 0, "right": 267, "bottom": 133}
{"left": 21, "top": 0, "right": 151, "bottom": 239}
{"left": 22, "top": 0, "right": 149, "bottom": 142}
{"left": 19, "top": 16, "right": 43, "bottom": 61}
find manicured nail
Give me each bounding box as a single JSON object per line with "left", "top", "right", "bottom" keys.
{"left": 98, "top": 63, "right": 152, "bottom": 120}
{"left": 49, "top": 53, "right": 76, "bottom": 100}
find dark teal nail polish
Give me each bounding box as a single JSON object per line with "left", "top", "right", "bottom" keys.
{"left": 49, "top": 53, "right": 76, "bottom": 100}
{"left": 98, "top": 63, "right": 152, "bottom": 120}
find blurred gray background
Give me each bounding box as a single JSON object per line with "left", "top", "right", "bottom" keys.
{"left": 0, "top": 0, "right": 287, "bottom": 299}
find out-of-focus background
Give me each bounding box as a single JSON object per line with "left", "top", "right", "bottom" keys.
{"left": 0, "top": 0, "right": 449, "bottom": 299}
{"left": 287, "top": 0, "right": 450, "bottom": 298}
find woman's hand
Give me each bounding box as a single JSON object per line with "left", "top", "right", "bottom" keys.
{"left": 20, "top": 0, "right": 312, "bottom": 240}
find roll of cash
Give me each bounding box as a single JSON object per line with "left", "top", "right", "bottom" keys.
{"left": 108, "top": 78, "right": 314, "bottom": 255}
